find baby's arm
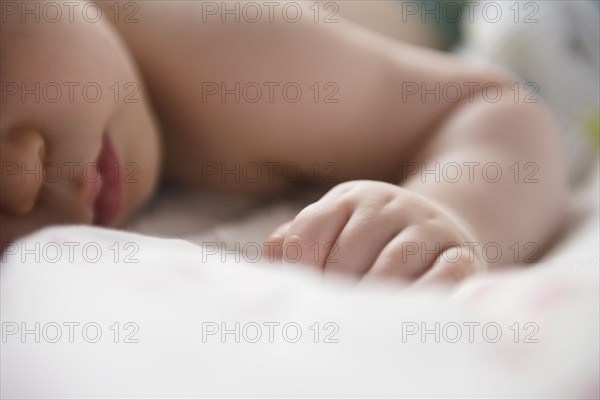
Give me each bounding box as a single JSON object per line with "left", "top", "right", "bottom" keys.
{"left": 267, "top": 95, "right": 566, "bottom": 283}
{"left": 100, "top": 1, "right": 567, "bottom": 282}
{"left": 399, "top": 90, "right": 567, "bottom": 272}
{"left": 95, "top": 1, "right": 518, "bottom": 189}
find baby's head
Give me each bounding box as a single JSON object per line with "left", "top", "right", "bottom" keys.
{"left": 0, "top": 2, "right": 162, "bottom": 251}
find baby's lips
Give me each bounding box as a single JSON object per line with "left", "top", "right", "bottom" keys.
{"left": 0, "top": 128, "right": 46, "bottom": 216}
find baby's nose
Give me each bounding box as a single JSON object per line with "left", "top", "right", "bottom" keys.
{"left": 0, "top": 128, "right": 46, "bottom": 215}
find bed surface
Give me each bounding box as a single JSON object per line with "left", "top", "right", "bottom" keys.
{"left": 1, "top": 161, "right": 598, "bottom": 399}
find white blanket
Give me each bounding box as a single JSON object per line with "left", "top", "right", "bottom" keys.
{"left": 2, "top": 161, "right": 598, "bottom": 399}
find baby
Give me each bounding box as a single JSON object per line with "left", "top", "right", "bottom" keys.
{"left": 0, "top": 0, "right": 567, "bottom": 284}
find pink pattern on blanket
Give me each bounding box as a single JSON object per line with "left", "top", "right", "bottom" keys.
{"left": 530, "top": 283, "right": 569, "bottom": 312}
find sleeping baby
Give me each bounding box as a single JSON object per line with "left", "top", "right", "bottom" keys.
{"left": 0, "top": 0, "right": 568, "bottom": 285}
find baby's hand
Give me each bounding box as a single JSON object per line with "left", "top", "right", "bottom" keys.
{"left": 263, "top": 180, "right": 487, "bottom": 285}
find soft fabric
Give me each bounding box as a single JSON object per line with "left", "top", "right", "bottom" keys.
{"left": 1, "top": 162, "right": 598, "bottom": 399}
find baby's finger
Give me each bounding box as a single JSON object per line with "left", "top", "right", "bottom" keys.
{"left": 362, "top": 223, "right": 453, "bottom": 282}
{"left": 281, "top": 202, "right": 350, "bottom": 270}
{"left": 414, "top": 245, "right": 486, "bottom": 286}
{"left": 323, "top": 208, "right": 402, "bottom": 278}
{"left": 262, "top": 221, "right": 292, "bottom": 262}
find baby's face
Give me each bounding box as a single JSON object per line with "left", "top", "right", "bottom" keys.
{"left": 0, "top": 5, "right": 161, "bottom": 250}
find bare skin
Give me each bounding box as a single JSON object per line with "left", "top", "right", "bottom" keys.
{"left": 0, "top": 1, "right": 567, "bottom": 285}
